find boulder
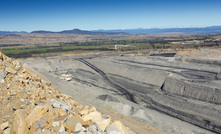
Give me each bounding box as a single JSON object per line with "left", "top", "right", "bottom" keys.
{"left": 11, "top": 109, "right": 28, "bottom": 134}
{"left": 65, "top": 115, "right": 82, "bottom": 132}
{"left": 74, "top": 123, "right": 84, "bottom": 132}
{"left": 50, "top": 100, "right": 70, "bottom": 113}
{"left": 25, "top": 105, "right": 50, "bottom": 127}
{"left": 112, "top": 121, "right": 132, "bottom": 134}
{"left": 5, "top": 67, "right": 17, "bottom": 74}
{"left": 0, "top": 122, "right": 9, "bottom": 131}
{"left": 82, "top": 111, "right": 111, "bottom": 131}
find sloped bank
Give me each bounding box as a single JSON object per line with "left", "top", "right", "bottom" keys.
{"left": 162, "top": 77, "right": 221, "bottom": 104}
{"left": 0, "top": 52, "right": 135, "bottom": 134}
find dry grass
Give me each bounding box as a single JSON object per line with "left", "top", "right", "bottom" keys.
{"left": 0, "top": 33, "right": 200, "bottom": 47}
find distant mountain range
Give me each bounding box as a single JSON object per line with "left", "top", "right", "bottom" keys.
{"left": 31, "top": 29, "right": 122, "bottom": 34}
{"left": 92, "top": 26, "right": 221, "bottom": 34}
{"left": 1, "top": 26, "right": 221, "bottom": 35}
{"left": 0, "top": 31, "right": 27, "bottom": 34}
{"left": 30, "top": 26, "right": 221, "bottom": 34}
{"left": 31, "top": 29, "right": 93, "bottom": 34}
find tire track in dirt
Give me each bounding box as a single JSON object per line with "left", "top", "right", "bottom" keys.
{"left": 77, "top": 58, "right": 137, "bottom": 103}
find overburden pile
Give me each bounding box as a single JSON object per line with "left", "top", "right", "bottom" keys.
{"left": 0, "top": 52, "right": 133, "bottom": 134}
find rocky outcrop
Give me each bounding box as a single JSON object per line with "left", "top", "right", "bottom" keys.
{"left": 159, "top": 76, "right": 221, "bottom": 133}
{"left": 0, "top": 52, "right": 133, "bottom": 134}
{"left": 162, "top": 77, "right": 221, "bottom": 104}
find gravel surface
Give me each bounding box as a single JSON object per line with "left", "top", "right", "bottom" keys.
{"left": 18, "top": 49, "right": 220, "bottom": 134}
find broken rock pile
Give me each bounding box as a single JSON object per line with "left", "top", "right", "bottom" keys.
{"left": 0, "top": 52, "right": 133, "bottom": 134}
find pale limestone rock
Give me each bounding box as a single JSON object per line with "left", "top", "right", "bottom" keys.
{"left": 1, "top": 78, "right": 4, "bottom": 83}
{"left": 74, "top": 123, "right": 83, "bottom": 132}
{"left": 5, "top": 67, "right": 17, "bottom": 74}
{"left": 79, "top": 106, "right": 96, "bottom": 115}
{"left": 54, "top": 114, "right": 68, "bottom": 123}
{"left": 14, "top": 65, "right": 22, "bottom": 70}
{"left": 82, "top": 111, "right": 111, "bottom": 131}
{"left": 52, "top": 122, "right": 60, "bottom": 128}
{"left": 51, "top": 101, "right": 61, "bottom": 109}
{"left": 33, "top": 115, "right": 49, "bottom": 130}
{"left": 23, "top": 63, "right": 51, "bottom": 86}
{"left": 52, "top": 132, "right": 68, "bottom": 134}
{"left": 0, "top": 122, "right": 9, "bottom": 131}
{"left": 3, "top": 128, "right": 10, "bottom": 134}
{"left": 11, "top": 109, "right": 28, "bottom": 134}
{"left": 11, "top": 60, "right": 19, "bottom": 67}
{"left": 0, "top": 128, "right": 3, "bottom": 133}
{"left": 112, "top": 121, "right": 132, "bottom": 134}
{"left": 25, "top": 105, "right": 50, "bottom": 127}
{"left": 87, "top": 122, "right": 104, "bottom": 133}
{"left": 79, "top": 108, "right": 89, "bottom": 115}
{"left": 44, "top": 131, "right": 51, "bottom": 134}
{"left": 58, "top": 125, "right": 65, "bottom": 132}
{"left": 50, "top": 100, "right": 70, "bottom": 113}
{"left": 0, "top": 52, "right": 133, "bottom": 134}
{"left": 5, "top": 57, "right": 12, "bottom": 62}
{"left": 46, "top": 111, "right": 55, "bottom": 129}
{"left": 66, "top": 116, "right": 79, "bottom": 132}
{"left": 57, "top": 109, "right": 67, "bottom": 116}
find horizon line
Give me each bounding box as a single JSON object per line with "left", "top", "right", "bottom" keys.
{"left": 1, "top": 25, "right": 221, "bottom": 33}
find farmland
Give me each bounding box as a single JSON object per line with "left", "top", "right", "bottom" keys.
{"left": 0, "top": 33, "right": 221, "bottom": 58}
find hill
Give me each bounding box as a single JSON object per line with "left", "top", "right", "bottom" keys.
{"left": 93, "top": 26, "right": 221, "bottom": 34}
{"left": 0, "top": 31, "right": 26, "bottom": 34}
{"left": 1, "top": 26, "right": 221, "bottom": 35}
{"left": 31, "top": 29, "right": 123, "bottom": 34}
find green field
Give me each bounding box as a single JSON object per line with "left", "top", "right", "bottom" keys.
{"left": 0, "top": 41, "right": 155, "bottom": 57}
{"left": 0, "top": 44, "right": 117, "bottom": 57}
{"left": 1, "top": 48, "right": 47, "bottom": 55}
{"left": 1, "top": 37, "right": 219, "bottom": 58}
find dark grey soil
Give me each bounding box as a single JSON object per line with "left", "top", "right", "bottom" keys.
{"left": 18, "top": 49, "right": 221, "bottom": 134}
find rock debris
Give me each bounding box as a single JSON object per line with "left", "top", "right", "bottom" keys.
{"left": 0, "top": 52, "right": 133, "bottom": 134}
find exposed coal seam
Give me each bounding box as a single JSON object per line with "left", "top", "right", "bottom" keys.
{"left": 71, "top": 78, "right": 117, "bottom": 93}
{"left": 162, "top": 77, "right": 221, "bottom": 105}
{"left": 114, "top": 60, "right": 219, "bottom": 81}
{"left": 118, "top": 59, "right": 218, "bottom": 74}
{"left": 76, "top": 58, "right": 221, "bottom": 133}
{"left": 108, "top": 75, "right": 157, "bottom": 94}
{"left": 187, "top": 58, "right": 221, "bottom": 66}
{"left": 76, "top": 69, "right": 96, "bottom": 75}
{"left": 141, "top": 95, "right": 221, "bottom": 134}
{"left": 108, "top": 73, "right": 158, "bottom": 88}
{"left": 77, "top": 58, "right": 137, "bottom": 103}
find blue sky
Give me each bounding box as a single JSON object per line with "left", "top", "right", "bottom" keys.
{"left": 0, "top": 0, "right": 221, "bottom": 32}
